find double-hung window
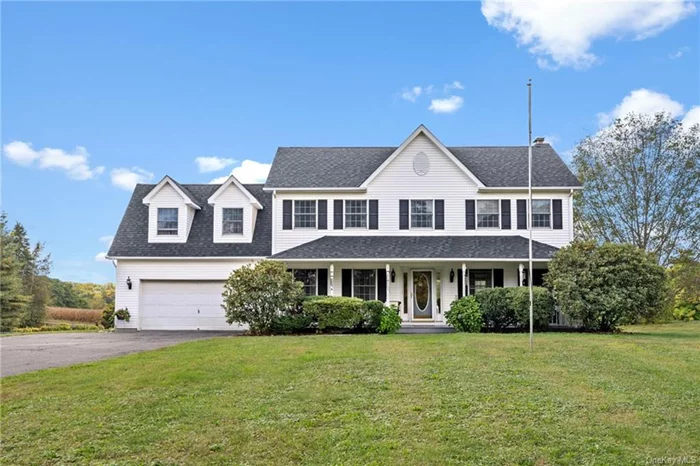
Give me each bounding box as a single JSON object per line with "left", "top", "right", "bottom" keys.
{"left": 532, "top": 200, "right": 551, "bottom": 228}
{"left": 222, "top": 208, "right": 243, "bottom": 235}
{"left": 469, "top": 270, "right": 492, "bottom": 295}
{"left": 410, "top": 200, "right": 433, "bottom": 228}
{"left": 352, "top": 269, "right": 376, "bottom": 300}
{"left": 345, "top": 200, "right": 367, "bottom": 228}
{"left": 294, "top": 200, "right": 316, "bottom": 228}
{"left": 477, "top": 200, "right": 500, "bottom": 228}
{"left": 292, "top": 269, "right": 317, "bottom": 296}
{"left": 157, "top": 208, "right": 178, "bottom": 235}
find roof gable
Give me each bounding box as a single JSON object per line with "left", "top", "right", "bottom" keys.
{"left": 207, "top": 175, "right": 263, "bottom": 209}
{"left": 360, "top": 125, "right": 484, "bottom": 188}
{"left": 142, "top": 176, "right": 202, "bottom": 210}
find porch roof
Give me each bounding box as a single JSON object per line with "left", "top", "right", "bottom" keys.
{"left": 270, "top": 236, "right": 559, "bottom": 261}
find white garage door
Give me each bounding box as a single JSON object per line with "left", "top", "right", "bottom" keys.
{"left": 141, "top": 281, "right": 242, "bottom": 331}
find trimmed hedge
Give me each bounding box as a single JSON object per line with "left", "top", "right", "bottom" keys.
{"left": 508, "top": 286, "right": 555, "bottom": 330}
{"left": 475, "top": 288, "right": 515, "bottom": 331}
{"left": 303, "top": 296, "right": 366, "bottom": 330}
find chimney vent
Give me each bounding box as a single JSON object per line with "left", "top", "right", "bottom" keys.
{"left": 533, "top": 137, "right": 545, "bottom": 144}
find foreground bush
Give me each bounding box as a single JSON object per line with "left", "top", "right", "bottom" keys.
{"left": 101, "top": 303, "right": 115, "bottom": 329}
{"left": 47, "top": 306, "right": 102, "bottom": 324}
{"left": 445, "top": 296, "right": 482, "bottom": 332}
{"left": 378, "top": 305, "right": 402, "bottom": 334}
{"left": 547, "top": 241, "right": 669, "bottom": 331}
{"left": 223, "top": 260, "right": 304, "bottom": 334}
{"left": 508, "top": 286, "right": 555, "bottom": 330}
{"left": 476, "top": 288, "right": 515, "bottom": 330}
{"left": 669, "top": 251, "right": 700, "bottom": 321}
{"left": 303, "top": 296, "right": 366, "bottom": 330}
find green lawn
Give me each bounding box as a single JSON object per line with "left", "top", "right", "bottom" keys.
{"left": 2, "top": 323, "right": 699, "bottom": 465}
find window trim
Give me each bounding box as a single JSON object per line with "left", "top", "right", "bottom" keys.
{"left": 351, "top": 269, "right": 378, "bottom": 300}
{"left": 531, "top": 199, "right": 553, "bottom": 229}
{"left": 222, "top": 207, "right": 244, "bottom": 236}
{"left": 156, "top": 207, "right": 179, "bottom": 236}
{"left": 409, "top": 199, "right": 435, "bottom": 230}
{"left": 293, "top": 200, "right": 318, "bottom": 229}
{"left": 291, "top": 268, "right": 318, "bottom": 296}
{"left": 476, "top": 199, "right": 501, "bottom": 230}
{"left": 468, "top": 269, "right": 495, "bottom": 296}
{"left": 344, "top": 199, "right": 368, "bottom": 229}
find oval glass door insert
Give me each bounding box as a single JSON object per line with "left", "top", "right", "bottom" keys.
{"left": 415, "top": 274, "right": 430, "bottom": 311}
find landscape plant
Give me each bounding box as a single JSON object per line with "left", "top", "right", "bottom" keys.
{"left": 546, "top": 241, "right": 669, "bottom": 331}
{"left": 303, "top": 296, "right": 366, "bottom": 331}
{"left": 507, "top": 286, "right": 555, "bottom": 330}
{"left": 475, "top": 288, "right": 515, "bottom": 331}
{"left": 377, "top": 305, "right": 402, "bottom": 334}
{"left": 445, "top": 296, "right": 482, "bottom": 332}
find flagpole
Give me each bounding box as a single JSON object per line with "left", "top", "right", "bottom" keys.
{"left": 527, "top": 78, "right": 534, "bottom": 352}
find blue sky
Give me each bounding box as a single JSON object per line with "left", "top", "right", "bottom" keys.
{"left": 2, "top": 1, "right": 698, "bottom": 284}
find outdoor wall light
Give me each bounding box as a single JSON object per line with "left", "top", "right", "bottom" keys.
{"left": 126, "top": 277, "right": 132, "bottom": 290}
{"left": 390, "top": 269, "right": 396, "bottom": 282}
{"left": 449, "top": 269, "right": 455, "bottom": 283}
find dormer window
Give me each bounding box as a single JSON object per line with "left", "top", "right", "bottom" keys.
{"left": 223, "top": 208, "right": 243, "bottom": 235}
{"left": 157, "top": 208, "right": 178, "bottom": 235}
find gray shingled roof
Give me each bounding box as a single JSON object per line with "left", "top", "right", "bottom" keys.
{"left": 270, "top": 236, "right": 558, "bottom": 260}
{"left": 265, "top": 144, "right": 581, "bottom": 188}
{"left": 108, "top": 184, "right": 271, "bottom": 258}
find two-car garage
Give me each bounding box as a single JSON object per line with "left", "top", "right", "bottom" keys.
{"left": 140, "top": 281, "right": 237, "bottom": 331}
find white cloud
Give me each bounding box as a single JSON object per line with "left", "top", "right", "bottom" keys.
{"left": 682, "top": 106, "right": 700, "bottom": 129}
{"left": 481, "top": 0, "right": 696, "bottom": 69}
{"left": 428, "top": 95, "right": 464, "bottom": 114}
{"left": 596, "top": 88, "right": 685, "bottom": 127}
{"left": 401, "top": 86, "right": 423, "bottom": 102}
{"left": 3, "top": 141, "right": 104, "bottom": 180}
{"left": 444, "top": 80, "right": 464, "bottom": 92}
{"left": 110, "top": 167, "right": 154, "bottom": 191}
{"left": 94, "top": 252, "right": 110, "bottom": 263}
{"left": 210, "top": 159, "right": 272, "bottom": 184}
{"left": 195, "top": 156, "right": 236, "bottom": 173}
{"left": 669, "top": 46, "right": 690, "bottom": 59}
{"left": 99, "top": 235, "right": 114, "bottom": 248}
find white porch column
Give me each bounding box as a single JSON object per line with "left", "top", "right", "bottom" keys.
{"left": 461, "top": 263, "right": 467, "bottom": 298}
{"left": 385, "top": 264, "right": 391, "bottom": 305}
{"left": 518, "top": 263, "right": 524, "bottom": 287}
{"left": 330, "top": 263, "right": 335, "bottom": 295}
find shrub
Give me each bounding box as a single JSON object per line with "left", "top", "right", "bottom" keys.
{"left": 547, "top": 241, "right": 670, "bottom": 331}
{"left": 270, "top": 313, "right": 314, "bottom": 334}
{"left": 303, "top": 296, "right": 365, "bottom": 331}
{"left": 362, "top": 300, "right": 386, "bottom": 332}
{"left": 507, "top": 286, "right": 555, "bottom": 330}
{"left": 47, "top": 306, "right": 102, "bottom": 324}
{"left": 222, "top": 260, "right": 304, "bottom": 334}
{"left": 475, "top": 288, "right": 515, "bottom": 331}
{"left": 445, "top": 297, "right": 482, "bottom": 332}
{"left": 673, "top": 305, "right": 697, "bottom": 321}
{"left": 378, "top": 305, "right": 402, "bottom": 334}
{"left": 101, "top": 303, "right": 115, "bottom": 329}
{"left": 669, "top": 251, "right": 700, "bottom": 322}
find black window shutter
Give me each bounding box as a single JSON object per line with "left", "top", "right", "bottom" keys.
{"left": 317, "top": 200, "right": 327, "bottom": 230}
{"left": 283, "top": 200, "right": 292, "bottom": 230}
{"left": 334, "top": 200, "right": 343, "bottom": 229}
{"left": 435, "top": 200, "right": 445, "bottom": 230}
{"left": 399, "top": 200, "right": 409, "bottom": 230}
{"left": 341, "top": 269, "right": 352, "bottom": 297}
{"left": 377, "top": 269, "right": 387, "bottom": 302}
{"left": 494, "top": 269, "right": 504, "bottom": 287}
{"left": 465, "top": 200, "right": 475, "bottom": 230}
{"left": 369, "top": 200, "right": 379, "bottom": 230}
{"left": 457, "top": 271, "right": 463, "bottom": 299}
{"left": 317, "top": 268, "right": 328, "bottom": 295}
{"left": 501, "top": 200, "right": 511, "bottom": 230}
{"left": 552, "top": 199, "right": 563, "bottom": 230}
{"left": 517, "top": 200, "right": 527, "bottom": 229}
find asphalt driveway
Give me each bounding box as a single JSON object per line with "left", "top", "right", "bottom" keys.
{"left": 0, "top": 331, "right": 237, "bottom": 377}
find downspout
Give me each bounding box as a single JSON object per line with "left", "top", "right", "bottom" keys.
{"left": 271, "top": 190, "right": 277, "bottom": 255}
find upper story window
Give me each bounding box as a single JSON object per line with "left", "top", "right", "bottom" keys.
{"left": 352, "top": 269, "right": 376, "bottom": 300}
{"left": 411, "top": 200, "right": 433, "bottom": 228}
{"left": 477, "top": 200, "right": 500, "bottom": 228}
{"left": 157, "top": 208, "right": 178, "bottom": 235}
{"left": 294, "top": 200, "right": 316, "bottom": 228}
{"left": 532, "top": 200, "right": 551, "bottom": 228}
{"left": 292, "top": 269, "right": 317, "bottom": 296}
{"left": 222, "top": 208, "right": 243, "bottom": 235}
{"left": 345, "top": 200, "right": 367, "bottom": 228}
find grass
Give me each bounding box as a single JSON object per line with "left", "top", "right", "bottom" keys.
{"left": 1, "top": 322, "right": 699, "bottom": 465}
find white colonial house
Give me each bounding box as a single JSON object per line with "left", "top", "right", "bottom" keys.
{"left": 107, "top": 125, "right": 581, "bottom": 330}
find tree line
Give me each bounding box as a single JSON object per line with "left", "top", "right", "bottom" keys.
{"left": 0, "top": 213, "right": 114, "bottom": 331}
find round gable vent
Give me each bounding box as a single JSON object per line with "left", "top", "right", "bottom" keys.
{"left": 413, "top": 152, "right": 430, "bottom": 176}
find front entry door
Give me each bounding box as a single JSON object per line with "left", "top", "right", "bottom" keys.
{"left": 412, "top": 271, "right": 433, "bottom": 319}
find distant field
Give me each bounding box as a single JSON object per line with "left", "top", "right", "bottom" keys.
{"left": 2, "top": 321, "right": 699, "bottom": 465}
{"left": 45, "top": 306, "right": 102, "bottom": 325}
